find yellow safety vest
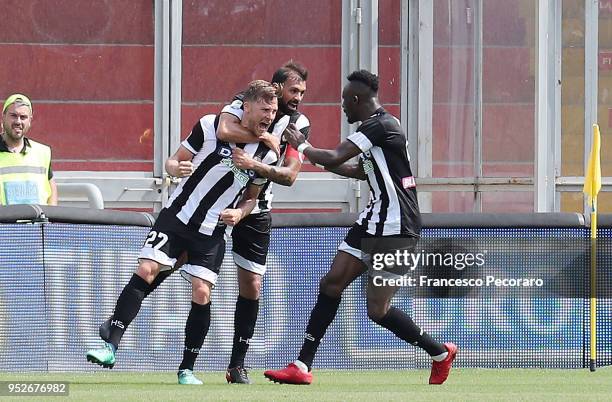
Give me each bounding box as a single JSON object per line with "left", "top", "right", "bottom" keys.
{"left": 0, "top": 139, "right": 52, "bottom": 205}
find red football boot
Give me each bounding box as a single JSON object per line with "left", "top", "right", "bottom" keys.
{"left": 429, "top": 342, "right": 458, "bottom": 385}
{"left": 264, "top": 363, "right": 313, "bottom": 385}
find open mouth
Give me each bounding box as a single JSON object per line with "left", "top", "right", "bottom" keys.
{"left": 258, "top": 122, "right": 270, "bottom": 131}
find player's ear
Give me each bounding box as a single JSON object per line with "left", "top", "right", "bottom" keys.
{"left": 353, "top": 95, "right": 359, "bottom": 104}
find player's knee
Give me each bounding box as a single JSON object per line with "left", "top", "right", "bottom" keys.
{"left": 238, "top": 269, "right": 262, "bottom": 299}
{"left": 319, "top": 274, "right": 344, "bottom": 298}
{"left": 240, "top": 279, "right": 261, "bottom": 299}
{"left": 136, "top": 260, "right": 161, "bottom": 284}
{"left": 366, "top": 298, "right": 390, "bottom": 322}
{"left": 191, "top": 278, "right": 212, "bottom": 304}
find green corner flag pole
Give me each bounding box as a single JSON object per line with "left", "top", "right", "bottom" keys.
{"left": 583, "top": 123, "right": 601, "bottom": 372}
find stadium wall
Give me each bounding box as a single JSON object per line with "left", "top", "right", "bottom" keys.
{"left": 0, "top": 206, "right": 609, "bottom": 371}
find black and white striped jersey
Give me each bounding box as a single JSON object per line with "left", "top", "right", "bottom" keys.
{"left": 165, "top": 114, "right": 277, "bottom": 237}
{"left": 221, "top": 96, "right": 310, "bottom": 213}
{"left": 346, "top": 108, "right": 421, "bottom": 237}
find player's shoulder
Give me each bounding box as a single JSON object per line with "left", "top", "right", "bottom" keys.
{"left": 221, "top": 94, "right": 245, "bottom": 119}
{"left": 360, "top": 109, "right": 396, "bottom": 132}
{"left": 378, "top": 109, "right": 401, "bottom": 127}
{"left": 358, "top": 115, "right": 383, "bottom": 133}
{"left": 197, "top": 114, "right": 218, "bottom": 133}
{"left": 199, "top": 113, "right": 217, "bottom": 125}
{"left": 288, "top": 111, "right": 310, "bottom": 129}
{"left": 229, "top": 98, "right": 244, "bottom": 110}
{"left": 229, "top": 92, "right": 245, "bottom": 109}
{"left": 294, "top": 112, "right": 310, "bottom": 128}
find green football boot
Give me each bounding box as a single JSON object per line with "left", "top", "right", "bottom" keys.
{"left": 178, "top": 369, "right": 203, "bottom": 385}
{"left": 86, "top": 342, "right": 116, "bottom": 369}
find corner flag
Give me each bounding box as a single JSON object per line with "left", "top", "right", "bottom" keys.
{"left": 584, "top": 123, "right": 601, "bottom": 372}
{"left": 583, "top": 124, "right": 601, "bottom": 206}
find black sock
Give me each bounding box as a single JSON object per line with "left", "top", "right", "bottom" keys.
{"left": 375, "top": 307, "right": 446, "bottom": 356}
{"left": 179, "top": 301, "right": 211, "bottom": 371}
{"left": 145, "top": 269, "right": 173, "bottom": 297}
{"left": 101, "top": 271, "right": 170, "bottom": 343}
{"left": 297, "top": 292, "right": 341, "bottom": 370}
{"left": 108, "top": 274, "right": 149, "bottom": 348}
{"left": 228, "top": 296, "right": 259, "bottom": 368}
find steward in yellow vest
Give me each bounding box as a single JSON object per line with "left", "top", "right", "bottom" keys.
{"left": 0, "top": 94, "right": 57, "bottom": 205}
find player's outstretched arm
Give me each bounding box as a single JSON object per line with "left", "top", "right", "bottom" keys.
{"left": 282, "top": 123, "right": 362, "bottom": 168}
{"left": 165, "top": 145, "right": 195, "bottom": 178}
{"left": 324, "top": 160, "right": 367, "bottom": 180}
{"left": 220, "top": 183, "right": 262, "bottom": 226}
{"left": 217, "top": 113, "right": 280, "bottom": 156}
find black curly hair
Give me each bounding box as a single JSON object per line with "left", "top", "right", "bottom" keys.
{"left": 347, "top": 70, "right": 379, "bottom": 93}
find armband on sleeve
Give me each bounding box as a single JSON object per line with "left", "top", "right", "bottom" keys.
{"left": 285, "top": 144, "right": 304, "bottom": 163}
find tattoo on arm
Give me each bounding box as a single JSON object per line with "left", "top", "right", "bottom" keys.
{"left": 268, "top": 166, "right": 293, "bottom": 186}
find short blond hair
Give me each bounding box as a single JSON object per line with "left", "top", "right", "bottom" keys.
{"left": 242, "top": 80, "right": 282, "bottom": 104}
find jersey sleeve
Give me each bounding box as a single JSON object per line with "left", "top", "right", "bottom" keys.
{"left": 346, "top": 118, "right": 385, "bottom": 153}
{"left": 182, "top": 120, "right": 206, "bottom": 154}
{"left": 220, "top": 93, "right": 245, "bottom": 121}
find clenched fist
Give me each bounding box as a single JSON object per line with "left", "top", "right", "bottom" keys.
{"left": 220, "top": 208, "right": 243, "bottom": 226}
{"left": 232, "top": 148, "right": 255, "bottom": 170}
{"left": 175, "top": 161, "right": 194, "bottom": 177}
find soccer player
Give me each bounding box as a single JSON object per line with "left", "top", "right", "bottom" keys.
{"left": 263, "top": 70, "right": 457, "bottom": 385}
{"left": 97, "top": 62, "right": 310, "bottom": 385}
{"left": 214, "top": 61, "right": 310, "bottom": 384}
{"left": 86, "top": 80, "right": 280, "bottom": 385}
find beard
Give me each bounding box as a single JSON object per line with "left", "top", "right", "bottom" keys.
{"left": 4, "top": 126, "right": 25, "bottom": 141}
{"left": 279, "top": 101, "right": 295, "bottom": 115}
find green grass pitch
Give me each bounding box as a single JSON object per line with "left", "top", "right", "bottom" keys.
{"left": 0, "top": 368, "right": 610, "bottom": 401}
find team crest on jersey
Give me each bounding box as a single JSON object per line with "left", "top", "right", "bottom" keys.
{"left": 217, "top": 145, "right": 233, "bottom": 158}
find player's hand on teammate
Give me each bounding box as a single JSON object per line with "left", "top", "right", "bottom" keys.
{"left": 232, "top": 148, "right": 256, "bottom": 170}
{"left": 175, "top": 161, "right": 195, "bottom": 177}
{"left": 259, "top": 132, "right": 280, "bottom": 156}
{"left": 282, "top": 123, "right": 305, "bottom": 149}
{"left": 220, "top": 208, "right": 243, "bottom": 226}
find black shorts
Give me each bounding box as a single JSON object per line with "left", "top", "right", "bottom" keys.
{"left": 231, "top": 211, "right": 271, "bottom": 275}
{"left": 338, "top": 223, "right": 419, "bottom": 278}
{"left": 138, "top": 209, "right": 225, "bottom": 285}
